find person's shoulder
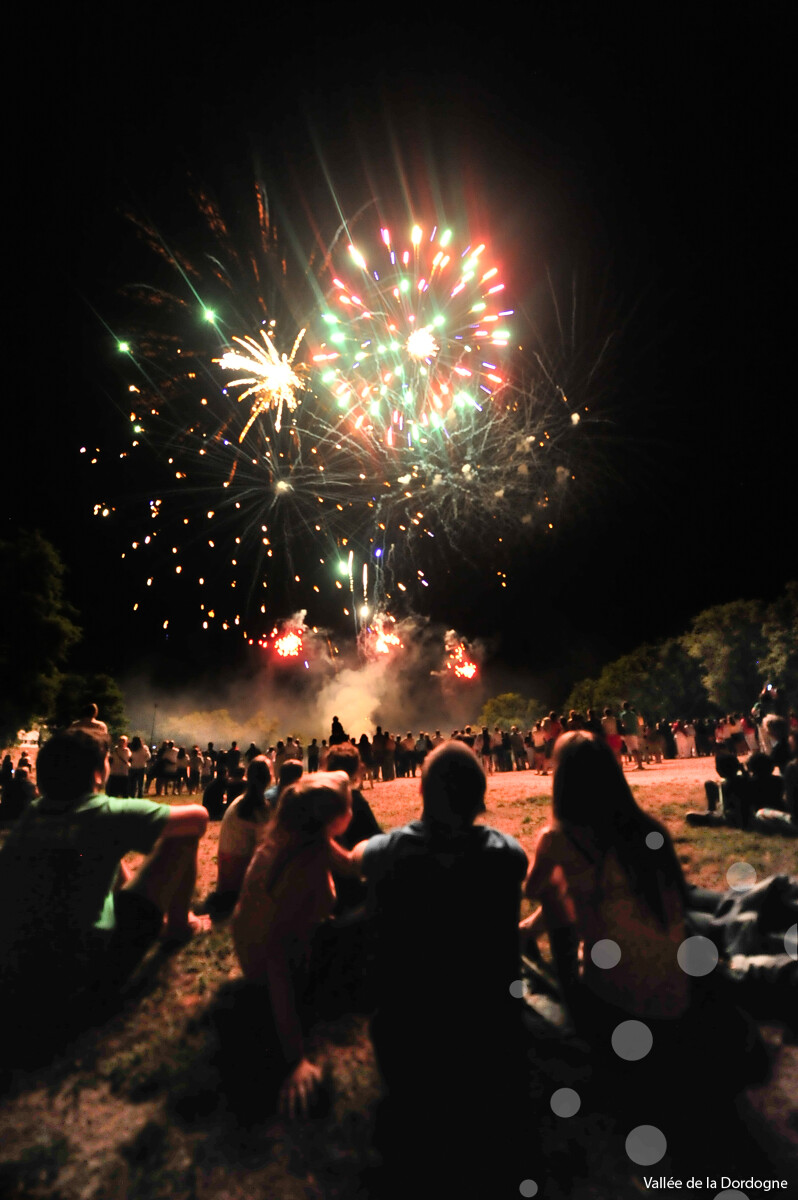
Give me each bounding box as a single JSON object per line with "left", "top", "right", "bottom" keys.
{"left": 101, "top": 795, "right": 172, "bottom": 821}
{"left": 360, "top": 821, "right": 420, "bottom": 867}
{"left": 477, "top": 824, "right": 529, "bottom": 863}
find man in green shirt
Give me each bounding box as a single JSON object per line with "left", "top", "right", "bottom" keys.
{"left": 0, "top": 728, "right": 209, "bottom": 1042}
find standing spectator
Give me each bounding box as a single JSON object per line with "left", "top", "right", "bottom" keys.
{"left": 397, "top": 733, "right": 413, "bottom": 778}
{"left": 357, "top": 734, "right": 373, "bottom": 787}
{"left": 371, "top": 727, "right": 385, "bottom": 781}
{"left": 307, "top": 739, "right": 320, "bottom": 773}
{"left": 330, "top": 716, "right": 346, "bottom": 746}
{"left": 69, "top": 703, "right": 109, "bottom": 737}
{"left": 160, "top": 742, "right": 178, "bottom": 795}
{"left": 478, "top": 727, "right": 493, "bottom": 774}
{"left": 510, "top": 726, "right": 526, "bottom": 770}
{"left": 602, "top": 708, "right": 623, "bottom": 764}
{"left": 128, "top": 736, "right": 150, "bottom": 799}
{"left": 107, "top": 736, "right": 131, "bottom": 798}
{"left": 175, "top": 747, "right": 189, "bottom": 795}
{"left": 382, "top": 732, "right": 396, "bottom": 781}
{"left": 189, "top": 746, "right": 203, "bottom": 795}
{"left": 620, "top": 702, "right": 644, "bottom": 769}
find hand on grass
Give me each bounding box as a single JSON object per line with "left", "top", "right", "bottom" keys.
{"left": 279, "top": 1058, "right": 322, "bottom": 1119}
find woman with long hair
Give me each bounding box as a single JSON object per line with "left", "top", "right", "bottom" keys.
{"left": 215, "top": 755, "right": 273, "bottom": 903}
{"left": 231, "top": 771, "right": 353, "bottom": 1116}
{"left": 522, "top": 731, "right": 690, "bottom": 1027}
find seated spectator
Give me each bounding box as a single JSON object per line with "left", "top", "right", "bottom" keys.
{"left": 264, "top": 759, "right": 304, "bottom": 809}
{"left": 751, "top": 731, "right": 798, "bottom": 836}
{"left": 688, "top": 752, "right": 784, "bottom": 830}
{"left": 520, "top": 732, "right": 766, "bottom": 1151}
{"left": 522, "top": 732, "right": 689, "bottom": 1026}
{"left": 203, "top": 762, "right": 228, "bottom": 821}
{"left": 231, "top": 771, "right": 353, "bottom": 1117}
{"left": 348, "top": 741, "right": 530, "bottom": 1196}
{"left": 763, "top": 714, "right": 790, "bottom": 773}
{"left": 0, "top": 729, "right": 209, "bottom": 1052}
{"left": 323, "top": 742, "right": 381, "bottom": 915}
{"left": 225, "top": 765, "right": 247, "bottom": 807}
{"left": 211, "top": 756, "right": 273, "bottom": 915}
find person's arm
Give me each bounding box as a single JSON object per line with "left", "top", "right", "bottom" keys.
{"left": 327, "top": 838, "right": 359, "bottom": 877}
{"left": 523, "top": 829, "right": 555, "bottom": 901}
{"left": 263, "top": 944, "right": 322, "bottom": 1118}
{"left": 161, "top": 804, "right": 209, "bottom": 839}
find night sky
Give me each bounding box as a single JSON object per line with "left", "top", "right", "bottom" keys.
{"left": 8, "top": 6, "right": 794, "bottom": 703}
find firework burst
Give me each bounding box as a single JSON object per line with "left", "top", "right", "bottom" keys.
{"left": 215, "top": 326, "right": 308, "bottom": 435}
{"left": 102, "top": 187, "right": 608, "bottom": 649}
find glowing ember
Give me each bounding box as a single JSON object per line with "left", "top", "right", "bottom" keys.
{"left": 274, "top": 631, "right": 302, "bottom": 657}
{"left": 446, "top": 639, "right": 478, "bottom": 680}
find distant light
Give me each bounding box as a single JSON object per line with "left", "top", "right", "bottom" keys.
{"left": 117, "top": 341, "right": 130, "bottom": 353}
{"left": 411, "top": 225, "right": 422, "bottom": 246}
{"left": 203, "top": 309, "right": 217, "bottom": 323}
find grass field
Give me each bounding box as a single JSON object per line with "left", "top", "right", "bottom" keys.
{"left": 0, "top": 759, "right": 796, "bottom": 1199}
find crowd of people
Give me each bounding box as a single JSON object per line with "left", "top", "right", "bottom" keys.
{"left": 0, "top": 694, "right": 796, "bottom": 1193}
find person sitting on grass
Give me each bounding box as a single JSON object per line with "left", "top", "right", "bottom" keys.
{"left": 346, "top": 740, "right": 531, "bottom": 1198}
{"left": 0, "top": 728, "right": 210, "bottom": 1054}
{"left": 230, "top": 771, "right": 353, "bottom": 1119}
{"left": 209, "top": 755, "right": 273, "bottom": 917}
{"left": 520, "top": 732, "right": 768, "bottom": 1166}
{"left": 687, "top": 752, "right": 752, "bottom": 828}
{"left": 688, "top": 751, "right": 785, "bottom": 830}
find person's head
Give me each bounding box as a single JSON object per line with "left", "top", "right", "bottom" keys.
{"left": 715, "top": 752, "right": 741, "bottom": 781}
{"left": 81, "top": 703, "right": 99, "bottom": 720}
{"left": 274, "top": 770, "right": 352, "bottom": 842}
{"left": 130, "top": 735, "right": 142, "bottom": 752}
{"left": 747, "top": 751, "right": 774, "bottom": 780}
{"left": 117, "top": 735, "right": 129, "bottom": 747}
{"left": 763, "top": 714, "right": 788, "bottom": 743}
{"left": 421, "top": 741, "right": 486, "bottom": 833}
{"left": 237, "top": 755, "right": 273, "bottom": 819}
{"left": 325, "top": 741, "right": 361, "bottom": 783}
{"left": 552, "top": 731, "right": 639, "bottom": 829}
{"left": 552, "top": 731, "right": 684, "bottom": 917}
{"left": 36, "top": 729, "right": 110, "bottom": 803}
{"left": 246, "top": 754, "right": 272, "bottom": 790}
{"left": 278, "top": 759, "right": 304, "bottom": 792}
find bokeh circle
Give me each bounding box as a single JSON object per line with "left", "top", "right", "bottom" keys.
{"left": 550, "top": 1088, "right": 581, "bottom": 1118}
{"left": 611, "top": 1020, "right": 654, "bottom": 1061}
{"left": 677, "top": 935, "right": 719, "bottom": 977}
{"left": 625, "top": 1124, "right": 667, "bottom": 1165}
